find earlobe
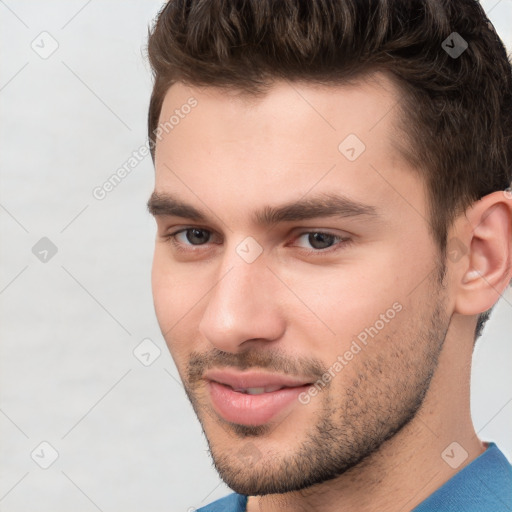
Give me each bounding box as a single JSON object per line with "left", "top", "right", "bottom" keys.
{"left": 454, "top": 191, "right": 512, "bottom": 315}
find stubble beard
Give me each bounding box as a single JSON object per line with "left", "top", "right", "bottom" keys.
{"left": 181, "top": 283, "right": 449, "bottom": 496}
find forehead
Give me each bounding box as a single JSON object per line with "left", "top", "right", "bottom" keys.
{"left": 152, "top": 75, "right": 424, "bottom": 227}
{"left": 158, "top": 73, "right": 402, "bottom": 142}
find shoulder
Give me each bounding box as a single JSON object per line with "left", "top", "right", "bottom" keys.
{"left": 196, "top": 492, "right": 248, "bottom": 512}
{"left": 413, "top": 443, "right": 512, "bottom": 511}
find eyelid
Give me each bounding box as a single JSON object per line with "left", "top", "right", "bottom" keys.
{"left": 166, "top": 226, "right": 221, "bottom": 245}
{"left": 291, "top": 230, "right": 348, "bottom": 246}
{"left": 289, "top": 230, "right": 352, "bottom": 255}
{"left": 164, "top": 226, "right": 352, "bottom": 255}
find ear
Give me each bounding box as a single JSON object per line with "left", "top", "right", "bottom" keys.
{"left": 452, "top": 190, "right": 512, "bottom": 316}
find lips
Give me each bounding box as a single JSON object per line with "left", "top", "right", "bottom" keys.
{"left": 204, "top": 369, "right": 313, "bottom": 390}
{"left": 204, "top": 369, "right": 313, "bottom": 425}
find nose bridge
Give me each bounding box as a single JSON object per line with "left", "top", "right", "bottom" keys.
{"left": 198, "top": 241, "right": 284, "bottom": 350}
{"left": 212, "top": 237, "right": 270, "bottom": 309}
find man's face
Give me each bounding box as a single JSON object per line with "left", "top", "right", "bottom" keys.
{"left": 150, "top": 76, "right": 451, "bottom": 494}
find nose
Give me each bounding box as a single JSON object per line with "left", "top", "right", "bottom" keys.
{"left": 198, "top": 246, "right": 286, "bottom": 353}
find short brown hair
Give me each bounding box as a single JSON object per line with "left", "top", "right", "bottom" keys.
{"left": 147, "top": 0, "right": 512, "bottom": 334}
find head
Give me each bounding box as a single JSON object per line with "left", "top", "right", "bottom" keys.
{"left": 147, "top": 0, "right": 512, "bottom": 496}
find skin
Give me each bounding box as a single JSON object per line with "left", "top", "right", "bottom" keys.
{"left": 149, "top": 74, "right": 512, "bottom": 512}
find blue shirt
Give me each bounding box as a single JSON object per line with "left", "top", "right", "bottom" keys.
{"left": 196, "top": 443, "right": 512, "bottom": 511}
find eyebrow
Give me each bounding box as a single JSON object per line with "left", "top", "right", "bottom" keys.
{"left": 147, "top": 192, "right": 379, "bottom": 226}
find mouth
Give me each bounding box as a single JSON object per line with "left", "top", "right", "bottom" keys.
{"left": 227, "top": 385, "right": 289, "bottom": 395}
{"left": 204, "top": 369, "right": 314, "bottom": 426}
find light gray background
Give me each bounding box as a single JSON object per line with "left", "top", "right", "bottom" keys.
{"left": 1, "top": 1, "right": 511, "bottom": 511}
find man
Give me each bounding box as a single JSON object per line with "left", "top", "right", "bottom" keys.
{"left": 146, "top": 0, "right": 512, "bottom": 510}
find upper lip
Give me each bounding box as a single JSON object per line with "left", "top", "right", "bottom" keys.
{"left": 204, "top": 369, "right": 313, "bottom": 389}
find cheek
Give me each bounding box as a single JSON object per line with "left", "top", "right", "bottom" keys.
{"left": 281, "top": 258, "right": 400, "bottom": 330}
{"left": 277, "top": 252, "right": 416, "bottom": 367}
{"left": 151, "top": 249, "right": 219, "bottom": 358}
{"left": 151, "top": 254, "right": 194, "bottom": 365}
{"left": 151, "top": 250, "right": 195, "bottom": 330}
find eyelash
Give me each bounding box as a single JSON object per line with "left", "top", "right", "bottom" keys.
{"left": 163, "top": 228, "right": 352, "bottom": 256}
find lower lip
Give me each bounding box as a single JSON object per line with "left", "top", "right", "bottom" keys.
{"left": 207, "top": 380, "right": 311, "bottom": 426}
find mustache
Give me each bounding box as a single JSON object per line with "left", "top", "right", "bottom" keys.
{"left": 186, "top": 347, "right": 327, "bottom": 385}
